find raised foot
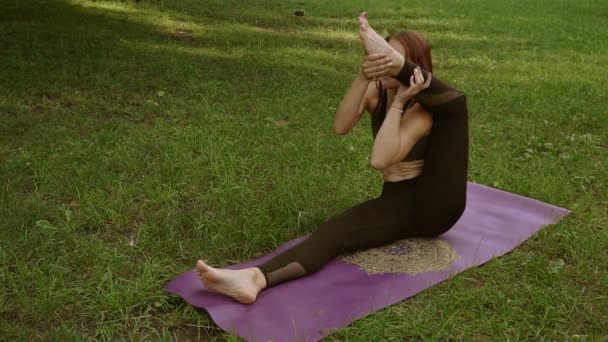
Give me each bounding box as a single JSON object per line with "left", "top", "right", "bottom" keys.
{"left": 196, "top": 259, "right": 264, "bottom": 304}
{"left": 358, "top": 11, "right": 404, "bottom": 75}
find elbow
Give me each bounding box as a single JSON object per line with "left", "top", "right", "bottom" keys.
{"left": 333, "top": 122, "right": 350, "bottom": 135}
{"left": 334, "top": 128, "right": 348, "bottom": 135}
{"left": 370, "top": 157, "right": 389, "bottom": 170}
{"left": 370, "top": 147, "right": 400, "bottom": 169}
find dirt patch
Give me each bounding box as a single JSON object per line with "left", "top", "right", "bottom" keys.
{"left": 169, "top": 29, "right": 195, "bottom": 42}
{"left": 147, "top": 314, "right": 225, "bottom": 341}
{"left": 94, "top": 109, "right": 156, "bottom": 125}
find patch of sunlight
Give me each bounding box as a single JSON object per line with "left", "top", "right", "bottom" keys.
{"left": 365, "top": 17, "right": 465, "bottom": 31}
{"left": 452, "top": 55, "right": 502, "bottom": 70}
{"left": 432, "top": 32, "right": 532, "bottom": 48}
{"left": 211, "top": 21, "right": 291, "bottom": 38}
{"left": 69, "top": 0, "right": 141, "bottom": 15}
{"left": 533, "top": 50, "right": 605, "bottom": 65}
{"left": 69, "top": 0, "right": 201, "bottom": 34}
{"left": 281, "top": 47, "right": 344, "bottom": 63}
{"left": 441, "top": 50, "right": 601, "bottom": 77}
{"left": 431, "top": 31, "right": 491, "bottom": 43}
{"left": 304, "top": 17, "right": 467, "bottom": 40}
{"left": 408, "top": 17, "right": 461, "bottom": 28}
{"left": 127, "top": 40, "right": 246, "bottom": 60}
{"left": 303, "top": 15, "right": 463, "bottom": 32}
{"left": 245, "top": 25, "right": 287, "bottom": 35}
{"left": 271, "top": 47, "right": 343, "bottom": 76}
{"left": 305, "top": 28, "right": 357, "bottom": 42}
{"left": 305, "top": 16, "right": 356, "bottom": 26}
{"left": 302, "top": 19, "right": 466, "bottom": 48}
{"left": 205, "top": 21, "right": 357, "bottom": 48}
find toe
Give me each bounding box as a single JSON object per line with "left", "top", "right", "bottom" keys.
{"left": 196, "top": 259, "right": 210, "bottom": 273}
{"left": 358, "top": 12, "right": 368, "bottom": 27}
{"left": 240, "top": 293, "right": 256, "bottom": 305}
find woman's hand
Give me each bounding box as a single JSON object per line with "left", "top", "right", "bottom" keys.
{"left": 394, "top": 66, "right": 432, "bottom": 102}
{"left": 361, "top": 53, "right": 393, "bottom": 79}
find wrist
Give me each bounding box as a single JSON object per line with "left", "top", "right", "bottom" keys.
{"left": 389, "top": 105, "right": 404, "bottom": 113}
{"left": 395, "top": 92, "right": 413, "bottom": 104}
{"left": 358, "top": 70, "right": 372, "bottom": 82}
{"left": 391, "top": 98, "right": 406, "bottom": 108}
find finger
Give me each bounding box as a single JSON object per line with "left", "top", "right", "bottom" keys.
{"left": 368, "top": 72, "right": 389, "bottom": 78}
{"left": 364, "top": 62, "right": 392, "bottom": 72}
{"left": 367, "top": 67, "right": 392, "bottom": 78}
{"left": 363, "top": 57, "right": 389, "bottom": 68}
{"left": 362, "top": 60, "right": 391, "bottom": 70}
{"left": 365, "top": 65, "right": 391, "bottom": 75}
{"left": 409, "top": 75, "right": 414, "bottom": 87}
{"left": 414, "top": 68, "right": 424, "bottom": 84}
{"left": 424, "top": 73, "right": 432, "bottom": 87}
{"left": 363, "top": 57, "right": 392, "bottom": 68}
{"left": 364, "top": 53, "right": 387, "bottom": 61}
{"left": 411, "top": 69, "right": 419, "bottom": 85}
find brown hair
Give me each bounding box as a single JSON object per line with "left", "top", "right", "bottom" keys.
{"left": 386, "top": 30, "right": 433, "bottom": 73}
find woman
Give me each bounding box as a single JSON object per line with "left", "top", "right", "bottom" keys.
{"left": 195, "top": 12, "right": 469, "bottom": 304}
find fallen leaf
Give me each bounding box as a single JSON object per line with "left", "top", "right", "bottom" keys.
{"left": 549, "top": 258, "right": 566, "bottom": 274}
{"left": 170, "top": 29, "right": 194, "bottom": 41}
{"left": 274, "top": 120, "right": 288, "bottom": 128}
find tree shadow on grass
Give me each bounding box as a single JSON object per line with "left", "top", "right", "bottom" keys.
{"left": 0, "top": 0, "right": 376, "bottom": 141}
{"left": 0, "top": 1, "right": 372, "bottom": 341}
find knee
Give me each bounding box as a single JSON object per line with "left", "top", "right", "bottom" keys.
{"left": 423, "top": 198, "right": 466, "bottom": 237}
{"left": 445, "top": 196, "right": 466, "bottom": 227}
{"left": 453, "top": 197, "right": 466, "bottom": 221}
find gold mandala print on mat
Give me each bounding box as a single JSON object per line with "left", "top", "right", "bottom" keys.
{"left": 337, "top": 238, "right": 460, "bottom": 275}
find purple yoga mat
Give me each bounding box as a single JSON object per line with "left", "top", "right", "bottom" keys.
{"left": 166, "top": 182, "right": 570, "bottom": 341}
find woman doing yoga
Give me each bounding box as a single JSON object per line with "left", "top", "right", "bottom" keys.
{"left": 195, "top": 12, "right": 469, "bottom": 304}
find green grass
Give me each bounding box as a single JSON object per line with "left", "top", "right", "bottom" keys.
{"left": 1, "top": 0, "right": 606, "bottom": 340}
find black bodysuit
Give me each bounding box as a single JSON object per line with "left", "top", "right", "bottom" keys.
{"left": 256, "top": 61, "right": 468, "bottom": 287}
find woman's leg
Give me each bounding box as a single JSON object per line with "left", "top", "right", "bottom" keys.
{"left": 392, "top": 60, "right": 468, "bottom": 231}
{"left": 392, "top": 60, "right": 469, "bottom": 233}
{"left": 196, "top": 190, "right": 412, "bottom": 303}
{"left": 197, "top": 14, "right": 468, "bottom": 304}
{"left": 358, "top": 13, "right": 468, "bottom": 232}
{"left": 256, "top": 195, "right": 410, "bottom": 287}
{"left": 415, "top": 103, "right": 468, "bottom": 233}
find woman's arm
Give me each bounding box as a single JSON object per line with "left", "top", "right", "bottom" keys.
{"left": 333, "top": 71, "right": 371, "bottom": 135}
{"left": 370, "top": 99, "right": 431, "bottom": 169}
{"left": 370, "top": 67, "right": 433, "bottom": 169}
{"left": 334, "top": 53, "right": 394, "bottom": 135}
{"left": 370, "top": 97, "right": 405, "bottom": 168}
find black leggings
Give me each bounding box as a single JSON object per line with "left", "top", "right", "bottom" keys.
{"left": 256, "top": 61, "right": 469, "bottom": 287}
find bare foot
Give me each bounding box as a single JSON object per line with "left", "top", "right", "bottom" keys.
{"left": 358, "top": 12, "right": 404, "bottom": 75}
{"left": 196, "top": 259, "right": 267, "bottom": 304}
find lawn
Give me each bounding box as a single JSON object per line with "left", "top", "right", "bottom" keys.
{"left": 0, "top": 0, "right": 606, "bottom": 340}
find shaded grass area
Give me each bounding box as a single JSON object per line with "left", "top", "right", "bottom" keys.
{"left": 0, "top": 0, "right": 606, "bottom": 340}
